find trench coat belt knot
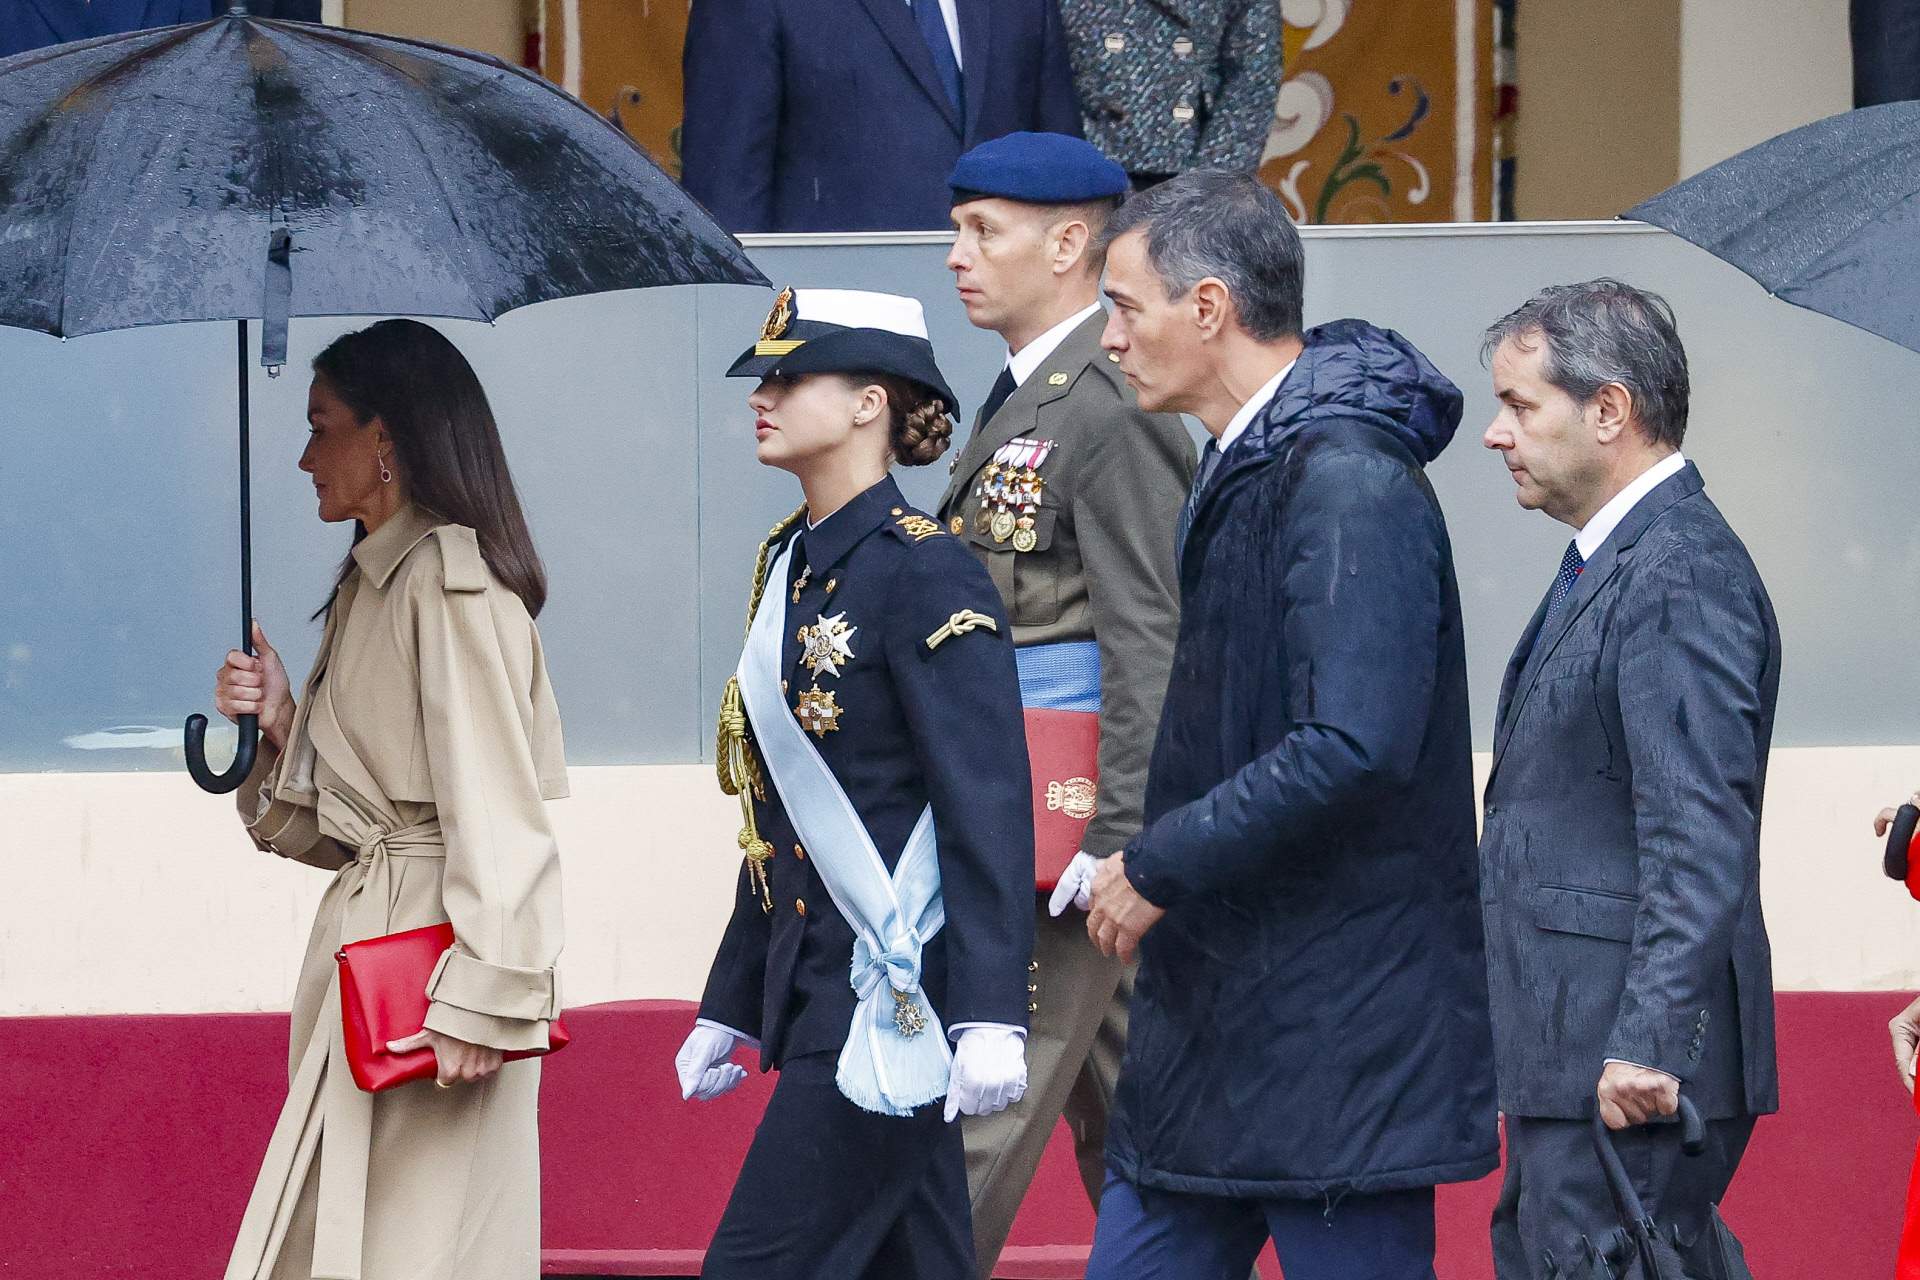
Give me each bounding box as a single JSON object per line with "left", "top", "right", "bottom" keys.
{"left": 225, "top": 814, "right": 447, "bottom": 1280}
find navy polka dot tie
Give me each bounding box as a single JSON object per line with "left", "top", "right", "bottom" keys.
{"left": 1546, "top": 539, "right": 1585, "bottom": 621}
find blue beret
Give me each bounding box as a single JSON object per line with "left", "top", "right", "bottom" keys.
{"left": 949, "top": 132, "right": 1129, "bottom": 205}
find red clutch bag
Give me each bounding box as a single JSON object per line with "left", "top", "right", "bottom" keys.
{"left": 335, "top": 921, "right": 570, "bottom": 1093}
{"left": 1026, "top": 707, "right": 1100, "bottom": 891}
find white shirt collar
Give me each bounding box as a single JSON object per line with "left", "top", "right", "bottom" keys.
{"left": 1216, "top": 359, "right": 1297, "bottom": 453}
{"left": 1006, "top": 303, "right": 1103, "bottom": 387}
{"left": 1575, "top": 451, "right": 1687, "bottom": 559}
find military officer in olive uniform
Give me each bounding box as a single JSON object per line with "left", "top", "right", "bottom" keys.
{"left": 678, "top": 289, "right": 1038, "bottom": 1280}
{"left": 941, "top": 135, "right": 1196, "bottom": 1277}
{"left": 1057, "top": 0, "right": 1282, "bottom": 186}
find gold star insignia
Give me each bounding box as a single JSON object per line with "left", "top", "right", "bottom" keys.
{"left": 794, "top": 685, "right": 842, "bottom": 737}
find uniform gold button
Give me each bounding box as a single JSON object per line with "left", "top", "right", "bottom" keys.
{"left": 795, "top": 898, "right": 808, "bottom": 917}
{"left": 1173, "top": 103, "right": 1196, "bottom": 122}
{"left": 1027, "top": 982, "right": 1039, "bottom": 993}
{"left": 793, "top": 844, "right": 807, "bottom": 861}
{"left": 825, "top": 578, "right": 837, "bottom": 593}
{"left": 950, "top": 515, "right": 965, "bottom": 535}
{"left": 1047, "top": 372, "right": 1069, "bottom": 386}
{"left": 891, "top": 507, "right": 904, "bottom": 516}
{"left": 1027, "top": 960, "right": 1039, "bottom": 972}
{"left": 1028, "top": 1001, "right": 1039, "bottom": 1014}
{"left": 1103, "top": 32, "right": 1125, "bottom": 51}
{"left": 1172, "top": 36, "right": 1194, "bottom": 55}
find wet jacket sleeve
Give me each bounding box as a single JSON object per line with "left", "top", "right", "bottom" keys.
{"left": 1124, "top": 445, "right": 1441, "bottom": 906}
{"left": 680, "top": 0, "right": 781, "bottom": 231}
{"left": 883, "top": 537, "right": 1037, "bottom": 1030}
{"left": 413, "top": 550, "right": 565, "bottom": 1052}
{"left": 1072, "top": 407, "right": 1192, "bottom": 853}
{"left": 1605, "top": 548, "right": 1772, "bottom": 1079}
{"left": 1196, "top": 0, "right": 1282, "bottom": 169}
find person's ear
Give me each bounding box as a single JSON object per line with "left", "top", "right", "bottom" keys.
{"left": 1590, "top": 382, "right": 1634, "bottom": 446}
{"left": 1191, "top": 278, "right": 1232, "bottom": 340}
{"left": 1051, "top": 219, "right": 1091, "bottom": 278}
{"left": 852, "top": 383, "right": 888, "bottom": 428}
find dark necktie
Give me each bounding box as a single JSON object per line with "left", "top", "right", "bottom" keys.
{"left": 1544, "top": 539, "right": 1585, "bottom": 623}
{"left": 911, "top": 0, "right": 964, "bottom": 117}
{"left": 1174, "top": 438, "right": 1221, "bottom": 562}
{"left": 977, "top": 365, "right": 1016, "bottom": 428}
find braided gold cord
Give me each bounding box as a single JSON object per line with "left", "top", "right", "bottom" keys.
{"left": 715, "top": 506, "right": 807, "bottom": 912}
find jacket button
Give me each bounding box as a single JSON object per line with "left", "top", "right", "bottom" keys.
{"left": 1103, "top": 32, "right": 1125, "bottom": 51}
{"left": 1484, "top": 804, "right": 1499, "bottom": 817}
{"left": 1028, "top": 1001, "right": 1040, "bottom": 1014}
{"left": 795, "top": 898, "right": 807, "bottom": 917}
{"left": 793, "top": 844, "right": 806, "bottom": 861}
{"left": 1027, "top": 959, "right": 1039, "bottom": 972}
{"left": 1172, "top": 36, "right": 1194, "bottom": 55}
{"left": 1172, "top": 103, "right": 1196, "bottom": 123}
{"left": 1027, "top": 982, "right": 1039, "bottom": 994}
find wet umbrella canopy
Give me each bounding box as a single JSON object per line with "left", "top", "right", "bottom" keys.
{"left": 1628, "top": 101, "right": 1920, "bottom": 357}
{"left": 0, "top": 5, "right": 767, "bottom": 791}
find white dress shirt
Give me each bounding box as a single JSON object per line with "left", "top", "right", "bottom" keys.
{"left": 1575, "top": 451, "right": 1686, "bottom": 560}
{"left": 1005, "top": 303, "right": 1104, "bottom": 387}
{"left": 1216, "top": 359, "right": 1297, "bottom": 452}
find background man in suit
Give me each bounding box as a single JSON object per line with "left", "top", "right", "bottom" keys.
{"left": 681, "top": 0, "right": 1081, "bottom": 232}
{"left": 1055, "top": 0, "right": 1282, "bottom": 187}
{"left": 936, "top": 132, "right": 1195, "bottom": 1279}
{"left": 1478, "top": 280, "right": 1781, "bottom": 1278}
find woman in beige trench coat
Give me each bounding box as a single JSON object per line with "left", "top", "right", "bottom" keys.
{"left": 212, "top": 319, "right": 568, "bottom": 1280}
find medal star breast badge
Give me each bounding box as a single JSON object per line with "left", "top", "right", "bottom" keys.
{"left": 892, "top": 989, "right": 928, "bottom": 1038}
{"left": 799, "top": 611, "right": 857, "bottom": 678}
{"left": 794, "top": 685, "right": 842, "bottom": 737}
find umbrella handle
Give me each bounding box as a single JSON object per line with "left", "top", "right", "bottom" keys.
{"left": 185, "top": 712, "right": 258, "bottom": 794}
{"left": 1590, "top": 1094, "right": 1707, "bottom": 1227}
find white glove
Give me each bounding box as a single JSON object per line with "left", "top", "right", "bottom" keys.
{"left": 943, "top": 1026, "right": 1028, "bottom": 1122}
{"left": 675, "top": 1022, "right": 749, "bottom": 1102}
{"left": 1047, "top": 851, "right": 1099, "bottom": 917}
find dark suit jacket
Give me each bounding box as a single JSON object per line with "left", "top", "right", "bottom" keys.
{"left": 681, "top": 0, "right": 1082, "bottom": 232}
{"left": 936, "top": 311, "right": 1194, "bottom": 852}
{"left": 1480, "top": 463, "right": 1781, "bottom": 1120}
{"left": 698, "top": 476, "right": 1037, "bottom": 1069}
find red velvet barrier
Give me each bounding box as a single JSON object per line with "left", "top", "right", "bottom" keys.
{"left": 0, "top": 994, "right": 1908, "bottom": 1278}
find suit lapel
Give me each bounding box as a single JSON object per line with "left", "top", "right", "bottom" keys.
{"left": 854, "top": 0, "right": 962, "bottom": 135}
{"left": 956, "top": 0, "right": 991, "bottom": 142}
{"left": 939, "top": 312, "right": 1103, "bottom": 510}
{"left": 1487, "top": 462, "right": 1706, "bottom": 780}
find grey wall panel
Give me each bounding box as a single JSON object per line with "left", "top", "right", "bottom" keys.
{"left": 3, "top": 223, "right": 1915, "bottom": 772}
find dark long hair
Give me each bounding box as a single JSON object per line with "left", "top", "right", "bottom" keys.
{"left": 313, "top": 319, "right": 548, "bottom": 617}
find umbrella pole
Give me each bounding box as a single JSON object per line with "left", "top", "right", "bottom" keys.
{"left": 183, "top": 320, "right": 260, "bottom": 794}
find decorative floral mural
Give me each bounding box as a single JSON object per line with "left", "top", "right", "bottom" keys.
{"left": 1260, "top": 0, "right": 1495, "bottom": 223}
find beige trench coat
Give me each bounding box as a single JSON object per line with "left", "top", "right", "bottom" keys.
{"left": 225, "top": 505, "right": 568, "bottom": 1280}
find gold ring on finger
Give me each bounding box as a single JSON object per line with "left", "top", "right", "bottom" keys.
{"left": 435, "top": 1079, "right": 454, "bottom": 1089}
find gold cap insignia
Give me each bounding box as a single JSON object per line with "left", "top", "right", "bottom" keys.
{"left": 1046, "top": 777, "right": 1098, "bottom": 822}
{"left": 755, "top": 286, "right": 804, "bottom": 358}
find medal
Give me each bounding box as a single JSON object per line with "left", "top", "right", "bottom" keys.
{"left": 990, "top": 509, "right": 1017, "bottom": 542}
{"left": 794, "top": 686, "right": 843, "bottom": 737}
{"left": 892, "top": 989, "right": 928, "bottom": 1038}
{"left": 798, "top": 612, "right": 857, "bottom": 678}
{"left": 1013, "top": 526, "right": 1038, "bottom": 553}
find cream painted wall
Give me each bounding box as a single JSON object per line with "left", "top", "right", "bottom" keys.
{"left": 5, "top": 749, "right": 1920, "bottom": 1017}
{"left": 341, "top": 0, "right": 526, "bottom": 62}
{"left": 1679, "top": 0, "right": 1853, "bottom": 179}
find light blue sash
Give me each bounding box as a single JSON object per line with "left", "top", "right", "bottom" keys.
{"left": 736, "top": 539, "right": 953, "bottom": 1116}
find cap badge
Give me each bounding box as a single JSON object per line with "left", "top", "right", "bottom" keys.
{"left": 755, "top": 286, "right": 804, "bottom": 357}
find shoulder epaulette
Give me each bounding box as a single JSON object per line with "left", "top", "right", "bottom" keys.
{"left": 894, "top": 513, "right": 946, "bottom": 542}
{"left": 431, "top": 525, "right": 488, "bottom": 593}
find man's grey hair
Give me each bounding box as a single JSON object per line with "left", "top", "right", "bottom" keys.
{"left": 1099, "top": 169, "right": 1304, "bottom": 342}
{"left": 1482, "top": 279, "right": 1691, "bottom": 448}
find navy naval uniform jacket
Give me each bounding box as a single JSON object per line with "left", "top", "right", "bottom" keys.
{"left": 699, "top": 475, "right": 1037, "bottom": 1070}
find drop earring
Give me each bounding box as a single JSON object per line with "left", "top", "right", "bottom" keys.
{"left": 379, "top": 455, "right": 392, "bottom": 484}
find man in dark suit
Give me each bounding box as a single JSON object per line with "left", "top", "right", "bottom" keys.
{"left": 680, "top": 0, "right": 1082, "bottom": 232}
{"left": 1478, "top": 280, "right": 1781, "bottom": 1278}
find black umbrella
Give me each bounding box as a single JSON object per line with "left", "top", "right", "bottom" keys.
{"left": 0, "top": 5, "right": 768, "bottom": 792}
{"left": 1627, "top": 102, "right": 1920, "bottom": 357}
{"left": 1583, "top": 1097, "right": 1723, "bottom": 1280}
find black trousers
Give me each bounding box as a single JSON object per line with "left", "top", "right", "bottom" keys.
{"left": 1490, "top": 1112, "right": 1757, "bottom": 1280}
{"left": 702, "top": 1051, "right": 974, "bottom": 1280}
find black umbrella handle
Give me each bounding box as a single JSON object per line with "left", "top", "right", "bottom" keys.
{"left": 185, "top": 318, "right": 258, "bottom": 795}
{"left": 1886, "top": 804, "right": 1919, "bottom": 881}
{"left": 185, "top": 712, "right": 258, "bottom": 793}
{"left": 1589, "top": 1094, "right": 1707, "bottom": 1227}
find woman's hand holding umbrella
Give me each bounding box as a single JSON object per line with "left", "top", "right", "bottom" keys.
{"left": 214, "top": 621, "right": 293, "bottom": 752}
